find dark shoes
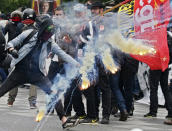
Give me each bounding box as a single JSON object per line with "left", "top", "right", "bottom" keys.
{"left": 62, "top": 118, "right": 79, "bottom": 130}
{"left": 133, "top": 91, "right": 144, "bottom": 101}
{"left": 144, "top": 112, "right": 157, "bottom": 118}
{"left": 100, "top": 117, "right": 109, "bottom": 124}
{"left": 111, "top": 106, "right": 118, "bottom": 115}
{"left": 68, "top": 114, "right": 86, "bottom": 121}
{"left": 66, "top": 112, "right": 71, "bottom": 117}
{"left": 119, "top": 110, "right": 128, "bottom": 121}
{"left": 79, "top": 117, "right": 99, "bottom": 124}
{"left": 164, "top": 117, "right": 172, "bottom": 125}
{"left": 30, "top": 103, "right": 37, "bottom": 109}
{"left": 7, "top": 101, "right": 14, "bottom": 107}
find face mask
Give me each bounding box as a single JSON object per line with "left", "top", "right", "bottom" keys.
{"left": 41, "top": 25, "right": 55, "bottom": 41}
{"left": 11, "top": 16, "right": 21, "bottom": 22}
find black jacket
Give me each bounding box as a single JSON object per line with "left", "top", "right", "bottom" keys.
{"left": 4, "top": 21, "right": 23, "bottom": 42}
{"left": 0, "top": 31, "right": 6, "bottom": 62}
{"left": 167, "top": 31, "right": 172, "bottom": 64}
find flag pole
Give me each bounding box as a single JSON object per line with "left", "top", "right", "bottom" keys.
{"left": 101, "top": 0, "right": 132, "bottom": 15}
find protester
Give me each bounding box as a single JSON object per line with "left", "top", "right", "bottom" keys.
{"left": 0, "top": 17, "right": 79, "bottom": 129}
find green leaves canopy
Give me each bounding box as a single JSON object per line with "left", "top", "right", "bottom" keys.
{"left": 0, "top": 0, "right": 123, "bottom": 14}
{"left": 0, "top": 0, "right": 31, "bottom": 14}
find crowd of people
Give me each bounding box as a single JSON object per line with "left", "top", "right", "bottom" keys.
{"left": 0, "top": 0, "right": 172, "bottom": 129}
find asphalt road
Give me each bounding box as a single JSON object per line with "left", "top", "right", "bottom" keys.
{"left": 0, "top": 88, "right": 172, "bottom": 131}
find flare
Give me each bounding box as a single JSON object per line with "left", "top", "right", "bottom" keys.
{"left": 106, "top": 30, "right": 156, "bottom": 55}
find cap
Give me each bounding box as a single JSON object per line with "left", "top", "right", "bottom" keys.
{"left": 91, "top": 2, "right": 105, "bottom": 9}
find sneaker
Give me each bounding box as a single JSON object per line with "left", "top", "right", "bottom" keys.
{"left": 144, "top": 112, "right": 157, "bottom": 118}
{"left": 164, "top": 117, "right": 172, "bottom": 125}
{"left": 111, "top": 106, "right": 118, "bottom": 115}
{"left": 114, "top": 112, "right": 120, "bottom": 117}
{"left": 7, "top": 101, "right": 13, "bottom": 107}
{"left": 69, "top": 114, "right": 86, "bottom": 121}
{"left": 129, "top": 110, "right": 133, "bottom": 116}
{"left": 79, "top": 117, "right": 98, "bottom": 124}
{"left": 119, "top": 110, "right": 128, "bottom": 121}
{"left": 30, "top": 104, "right": 37, "bottom": 109}
{"left": 62, "top": 118, "right": 79, "bottom": 130}
{"left": 133, "top": 91, "right": 144, "bottom": 101}
{"left": 66, "top": 113, "right": 71, "bottom": 117}
{"left": 100, "top": 117, "right": 109, "bottom": 124}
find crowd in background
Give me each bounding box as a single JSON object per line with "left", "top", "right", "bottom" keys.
{"left": 0, "top": 0, "right": 172, "bottom": 129}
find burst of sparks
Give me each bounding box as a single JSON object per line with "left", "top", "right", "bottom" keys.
{"left": 36, "top": 110, "right": 45, "bottom": 122}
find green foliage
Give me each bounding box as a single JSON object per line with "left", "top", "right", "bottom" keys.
{"left": 0, "top": 0, "right": 31, "bottom": 14}
{"left": 0, "top": 0, "right": 124, "bottom": 14}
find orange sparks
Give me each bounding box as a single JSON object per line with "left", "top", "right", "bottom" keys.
{"left": 106, "top": 66, "right": 118, "bottom": 74}
{"left": 35, "top": 110, "right": 45, "bottom": 122}
{"left": 80, "top": 79, "right": 90, "bottom": 90}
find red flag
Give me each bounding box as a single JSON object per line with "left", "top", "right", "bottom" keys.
{"left": 131, "top": 0, "right": 171, "bottom": 71}
{"left": 32, "top": 0, "right": 40, "bottom": 15}
{"left": 53, "top": 0, "right": 57, "bottom": 13}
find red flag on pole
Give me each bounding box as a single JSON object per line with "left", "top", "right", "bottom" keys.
{"left": 131, "top": 0, "right": 171, "bottom": 71}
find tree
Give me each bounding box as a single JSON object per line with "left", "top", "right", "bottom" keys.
{"left": 0, "top": 0, "right": 31, "bottom": 14}
{"left": 0, "top": 0, "right": 124, "bottom": 14}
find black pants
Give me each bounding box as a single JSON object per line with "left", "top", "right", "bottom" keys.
{"left": 64, "top": 79, "right": 86, "bottom": 116}
{"left": 95, "top": 75, "right": 111, "bottom": 119}
{"left": 48, "top": 60, "right": 86, "bottom": 117}
{"left": 65, "top": 79, "right": 86, "bottom": 116}
{"left": 0, "top": 68, "right": 65, "bottom": 120}
{"left": 149, "top": 69, "right": 172, "bottom": 117}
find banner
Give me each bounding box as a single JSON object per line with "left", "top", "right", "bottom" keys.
{"left": 132, "top": 0, "right": 171, "bottom": 71}
{"left": 117, "top": 0, "right": 135, "bottom": 37}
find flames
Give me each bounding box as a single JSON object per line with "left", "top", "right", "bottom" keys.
{"left": 80, "top": 77, "right": 90, "bottom": 90}
{"left": 35, "top": 110, "right": 45, "bottom": 122}
{"left": 105, "top": 65, "right": 118, "bottom": 74}
{"left": 106, "top": 31, "right": 156, "bottom": 56}
{"left": 102, "top": 49, "right": 119, "bottom": 74}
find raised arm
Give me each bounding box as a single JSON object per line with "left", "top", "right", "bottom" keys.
{"left": 51, "top": 39, "right": 79, "bottom": 66}
{"left": 7, "top": 29, "right": 33, "bottom": 49}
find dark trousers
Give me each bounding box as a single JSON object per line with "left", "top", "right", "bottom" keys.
{"left": 64, "top": 78, "right": 86, "bottom": 116}
{"left": 133, "top": 75, "right": 141, "bottom": 95}
{"left": 95, "top": 75, "right": 111, "bottom": 119}
{"left": 170, "top": 79, "right": 172, "bottom": 94}
{"left": 110, "top": 71, "right": 134, "bottom": 113}
{"left": 119, "top": 74, "right": 134, "bottom": 113}
{"left": 83, "top": 85, "right": 97, "bottom": 119}
{"left": 0, "top": 67, "right": 7, "bottom": 82}
{"left": 0, "top": 68, "right": 65, "bottom": 120}
{"left": 111, "top": 91, "right": 118, "bottom": 109}
{"left": 149, "top": 69, "right": 172, "bottom": 117}
{"left": 48, "top": 61, "right": 85, "bottom": 117}
{"left": 70, "top": 81, "right": 86, "bottom": 116}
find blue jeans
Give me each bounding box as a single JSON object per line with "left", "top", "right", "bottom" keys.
{"left": 110, "top": 71, "right": 134, "bottom": 112}
{"left": 110, "top": 72, "right": 126, "bottom": 112}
